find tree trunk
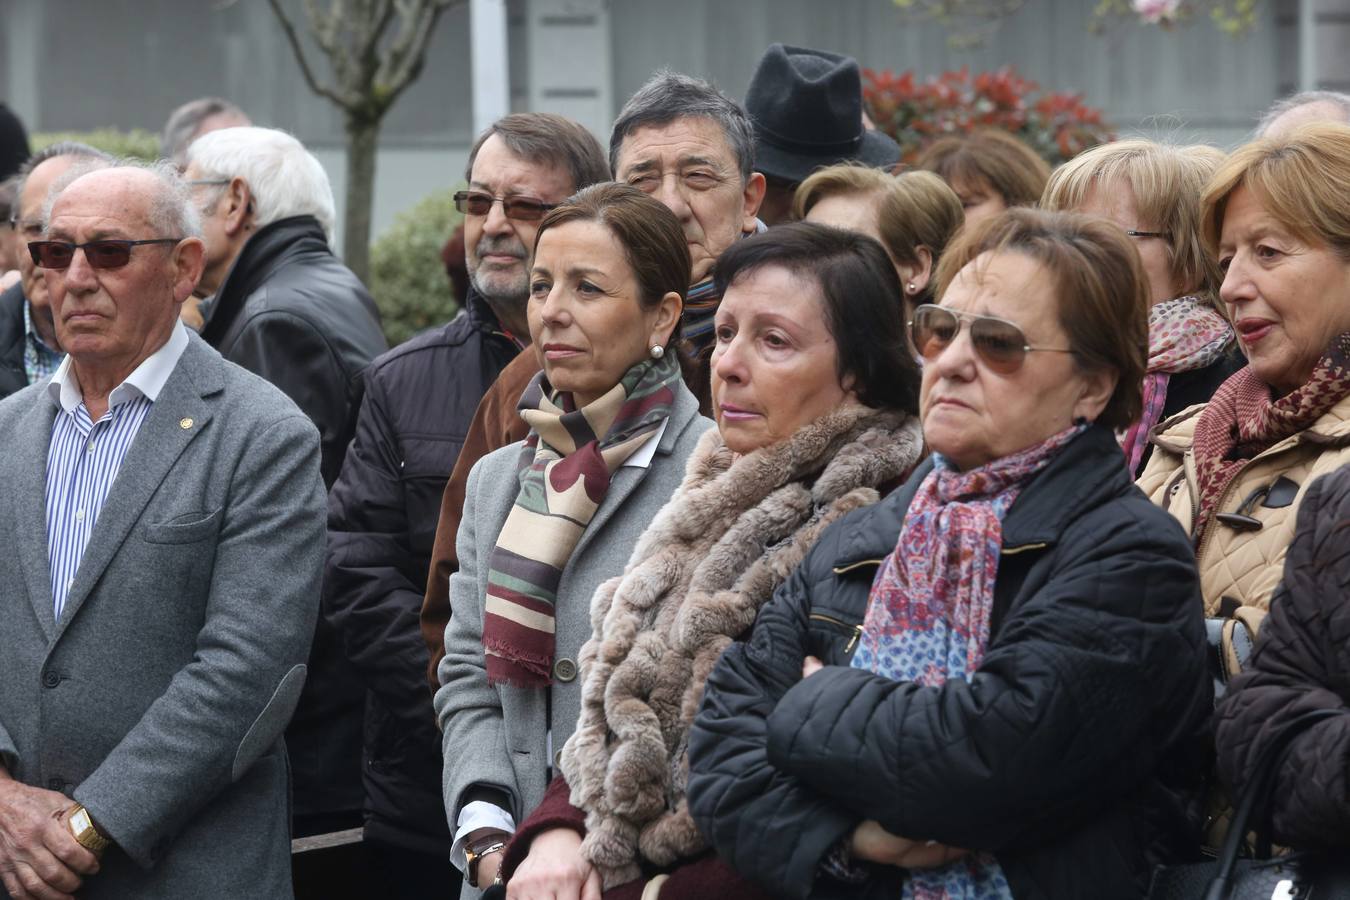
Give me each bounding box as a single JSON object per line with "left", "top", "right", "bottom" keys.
{"left": 342, "top": 114, "right": 380, "bottom": 285}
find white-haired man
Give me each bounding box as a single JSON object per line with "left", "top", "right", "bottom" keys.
{"left": 185, "top": 125, "right": 387, "bottom": 843}
{"left": 0, "top": 163, "right": 324, "bottom": 898}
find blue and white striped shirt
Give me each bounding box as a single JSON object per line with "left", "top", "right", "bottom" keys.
{"left": 45, "top": 322, "right": 189, "bottom": 621}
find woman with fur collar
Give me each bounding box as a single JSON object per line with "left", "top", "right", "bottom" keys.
{"left": 496, "top": 223, "right": 927, "bottom": 900}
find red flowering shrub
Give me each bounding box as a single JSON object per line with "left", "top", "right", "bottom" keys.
{"left": 864, "top": 66, "right": 1115, "bottom": 166}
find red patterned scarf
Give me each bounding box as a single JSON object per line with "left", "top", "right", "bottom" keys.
{"left": 1191, "top": 332, "right": 1350, "bottom": 542}
{"left": 482, "top": 353, "right": 682, "bottom": 687}
{"left": 1120, "top": 296, "right": 1233, "bottom": 473}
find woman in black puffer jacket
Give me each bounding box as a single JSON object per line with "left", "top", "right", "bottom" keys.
{"left": 686, "top": 209, "right": 1213, "bottom": 900}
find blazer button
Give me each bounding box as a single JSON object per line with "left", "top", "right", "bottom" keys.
{"left": 42, "top": 671, "right": 61, "bottom": 689}
{"left": 48, "top": 777, "right": 64, "bottom": 791}
{"left": 553, "top": 658, "right": 578, "bottom": 682}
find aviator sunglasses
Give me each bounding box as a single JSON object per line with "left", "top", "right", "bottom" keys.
{"left": 453, "top": 190, "right": 557, "bottom": 222}
{"left": 909, "top": 304, "right": 1075, "bottom": 375}
{"left": 29, "top": 239, "right": 181, "bottom": 270}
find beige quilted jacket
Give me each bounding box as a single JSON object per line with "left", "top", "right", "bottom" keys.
{"left": 1137, "top": 396, "right": 1350, "bottom": 615}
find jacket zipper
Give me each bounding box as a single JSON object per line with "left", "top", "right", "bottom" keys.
{"left": 1001, "top": 542, "right": 1047, "bottom": 556}
{"left": 831, "top": 558, "right": 883, "bottom": 575}
{"left": 809, "top": 612, "right": 863, "bottom": 653}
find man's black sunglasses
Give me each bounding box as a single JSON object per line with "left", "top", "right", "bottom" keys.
{"left": 29, "top": 239, "right": 181, "bottom": 270}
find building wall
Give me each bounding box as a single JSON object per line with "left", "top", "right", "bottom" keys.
{"left": 1, "top": 0, "right": 1338, "bottom": 254}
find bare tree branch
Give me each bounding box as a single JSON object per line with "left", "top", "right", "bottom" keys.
{"left": 268, "top": 0, "right": 356, "bottom": 110}
{"left": 379, "top": 0, "right": 463, "bottom": 95}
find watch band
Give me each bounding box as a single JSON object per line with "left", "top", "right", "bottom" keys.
{"left": 465, "top": 835, "right": 507, "bottom": 888}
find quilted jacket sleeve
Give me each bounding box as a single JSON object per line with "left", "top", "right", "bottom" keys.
{"left": 1215, "top": 469, "right": 1350, "bottom": 847}
{"left": 763, "top": 497, "right": 1208, "bottom": 854}
{"left": 324, "top": 370, "right": 438, "bottom": 754}
{"left": 686, "top": 558, "right": 862, "bottom": 900}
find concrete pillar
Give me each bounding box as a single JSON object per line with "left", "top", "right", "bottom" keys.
{"left": 471, "top": 0, "right": 511, "bottom": 137}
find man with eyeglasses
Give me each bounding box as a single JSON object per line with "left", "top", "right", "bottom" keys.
{"left": 0, "top": 142, "right": 111, "bottom": 400}
{"left": 0, "top": 163, "right": 325, "bottom": 899}
{"left": 323, "top": 112, "right": 607, "bottom": 897}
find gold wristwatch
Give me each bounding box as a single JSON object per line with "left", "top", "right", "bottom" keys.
{"left": 67, "top": 804, "right": 111, "bottom": 855}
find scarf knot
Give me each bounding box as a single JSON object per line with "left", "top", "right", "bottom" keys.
{"left": 853, "top": 424, "right": 1085, "bottom": 900}
{"left": 1191, "top": 330, "right": 1350, "bottom": 542}
{"left": 482, "top": 352, "right": 683, "bottom": 688}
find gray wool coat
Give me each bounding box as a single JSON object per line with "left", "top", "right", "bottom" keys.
{"left": 0, "top": 333, "right": 326, "bottom": 899}
{"left": 435, "top": 382, "right": 712, "bottom": 885}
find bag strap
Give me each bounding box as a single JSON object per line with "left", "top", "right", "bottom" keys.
{"left": 1203, "top": 707, "right": 1341, "bottom": 900}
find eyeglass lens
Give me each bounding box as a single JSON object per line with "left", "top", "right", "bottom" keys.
{"left": 453, "top": 191, "right": 551, "bottom": 222}
{"left": 910, "top": 305, "right": 1029, "bottom": 375}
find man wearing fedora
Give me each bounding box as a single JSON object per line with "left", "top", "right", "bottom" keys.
{"left": 744, "top": 43, "right": 901, "bottom": 224}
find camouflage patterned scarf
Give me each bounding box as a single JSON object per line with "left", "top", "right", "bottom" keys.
{"left": 483, "top": 352, "right": 682, "bottom": 687}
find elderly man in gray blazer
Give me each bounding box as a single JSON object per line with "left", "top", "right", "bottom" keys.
{"left": 0, "top": 163, "right": 324, "bottom": 899}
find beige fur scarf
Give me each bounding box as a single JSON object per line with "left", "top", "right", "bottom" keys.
{"left": 558, "top": 404, "right": 926, "bottom": 887}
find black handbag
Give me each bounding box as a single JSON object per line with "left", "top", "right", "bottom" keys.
{"left": 1149, "top": 708, "right": 1350, "bottom": 900}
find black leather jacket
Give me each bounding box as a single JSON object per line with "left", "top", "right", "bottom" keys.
{"left": 200, "top": 214, "right": 387, "bottom": 488}
{"left": 688, "top": 425, "right": 1212, "bottom": 900}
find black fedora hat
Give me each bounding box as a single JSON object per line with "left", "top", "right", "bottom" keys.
{"left": 744, "top": 43, "right": 900, "bottom": 185}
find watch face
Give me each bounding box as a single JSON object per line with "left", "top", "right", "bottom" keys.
{"left": 71, "top": 808, "right": 92, "bottom": 833}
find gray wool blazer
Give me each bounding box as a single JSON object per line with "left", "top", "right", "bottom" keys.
{"left": 0, "top": 333, "right": 326, "bottom": 899}
{"left": 435, "top": 383, "right": 712, "bottom": 876}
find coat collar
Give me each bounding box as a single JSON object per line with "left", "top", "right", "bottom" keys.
{"left": 1150, "top": 389, "right": 1350, "bottom": 456}
{"left": 829, "top": 423, "right": 1129, "bottom": 569}
{"left": 570, "top": 381, "right": 705, "bottom": 562}
{"left": 199, "top": 215, "right": 329, "bottom": 345}
{"left": 19, "top": 333, "right": 225, "bottom": 643}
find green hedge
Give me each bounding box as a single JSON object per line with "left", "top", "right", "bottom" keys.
{"left": 30, "top": 128, "right": 161, "bottom": 161}
{"left": 369, "top": 187, "right": 463, "bottom": 346}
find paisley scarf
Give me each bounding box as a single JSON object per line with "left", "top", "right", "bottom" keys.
{"left": 1119, "top": 296, "right": 1233, "bottom": 473}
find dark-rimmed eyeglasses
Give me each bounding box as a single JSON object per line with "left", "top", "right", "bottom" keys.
{"left": 909, "top": 304, "right": 1075, "bottom": 375}
{"left": 1125, "top": 229, "right": 1171, "bottom": 239}
{"left": 453, "top": 190, "right": 556, "bottom": 222}
{"left": 28, "top": 239, "right": 182, "bottom": 270}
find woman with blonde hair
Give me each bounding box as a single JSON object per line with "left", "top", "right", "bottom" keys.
{"left": 917, "top": 129, "right": 1050, "bottom": 229}
{"left": 793, "top": 164, "right": 964, "bottom": 318}
{"left": 1139, "top": 122, "right": 1350, "bottom": 615}
{"left": 1043, "top": 139, "right": 1240, "bottom": 474}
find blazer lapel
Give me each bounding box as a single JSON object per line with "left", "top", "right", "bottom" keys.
{"left": 12, "top": 393, "right": 60, "bottom": 642}
{"left": 53, "top": 340, "right": 219, "bottom": 637}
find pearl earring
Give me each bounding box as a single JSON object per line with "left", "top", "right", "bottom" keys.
{"left": 906, "top": 282, "right": 917, "bottom": 294}
{"left": 650, "top": 344, "right": 665, "bottom": 359}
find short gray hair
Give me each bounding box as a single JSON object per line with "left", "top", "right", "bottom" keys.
{"left": 44, "top": 159, "right": 202, "bottom": 240}
{"left": 14, "top": 141, "right": 112, "bottom": 220}
{"left": 1257, "top": 90, "right": 1350, "bottom": 136}
{"left": 185, "top": 126, "right": 336, "bottom": 241}
{"left": 610, "top": 70, "right": 755, "bottom": 182}
{"left": 161, "top": 97, "right": 250, "bottom": 167}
